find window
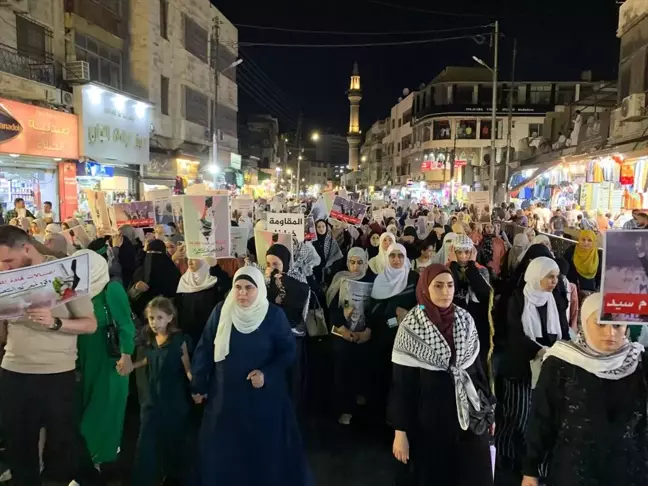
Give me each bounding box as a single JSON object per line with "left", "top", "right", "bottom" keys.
{"left": 184, "top": 86, "right": 209, "bottom": 127}
{"left": 402, "top": 109, "right": 412, "bottom": 125}
{"left": 397, "top": 142, "right": 401, "bottom": 153}
{"left": 392, "top": 119, "right": 395, "bottom": 129}
{"left": 479, "top": 120, "right": 502, "bottom": 139}
{"left": 529, "top": 84, "right": 552, "bottom": 104}
{"left": 90, "top": 0, "right": 121, "bottom": 15}
{"left": 75, "top": 33, "right": 122, "bottom": 89}
{"left": 433, "top": 120, "right": 451, "bottom": 140}
{"left": 423, "top": 125, "right": 431, "bottom": 142}
{"left": 16, "top": 15, "right": 49, "bottom": 61}
{"left": 398, "top": 119, "right": 402, "bottom": 127}
{"left": 555, "top": 85, "right": 575, "bottom": 105}
{"left": 183, "top": 14, "right": 208, "bottom": 62}
{"left": 160, "top": 0, "right": 168, "bottom": 40}
{"left": 528, "top": 123, "right": 542, "bottom": 137}
{"left": 401, "top": 134, "right": 412, "bottom": 151}
{"left": 160, "top": 76, "right": 169, "bottom": 115}
{"left": 456, "top": 120, "right": 477, "bottom": 140}
{"left": 455, "top": 85, "right": 474, "bottom": 104}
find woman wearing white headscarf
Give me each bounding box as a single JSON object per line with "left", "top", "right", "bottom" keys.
{"left": 523, "top": 293, "right": 648, "bottom": 486}
{"left": 75, "top": 249, "right": 136, "bottom": 466}
{"left": 368, "top": 231, "right": 396, "bottom": 274}
{"left": 327, "top": 247, "right": 376, "bottom": 425}
{"left": 367, "top": 243, "right": 419, "bottom": 419}
{"left": 495, "top": 257, "right": 569, "bottom": 482}
{"left": 191, "top": 266, "right": 312, "bottom": 486}
{"left": 431, "top": 232, "right": 458, "bottom": 265}
{"left": 176, "top": 258, "right": 232, "bottom": 345}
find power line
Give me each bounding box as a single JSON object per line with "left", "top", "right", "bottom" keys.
{"left": 237, "top": 67, "right": 300, "bottom": 120}
{"left": 364, "top": 0, "right": 494, "bottom": 18}
{"left": 236, "top": 74, "right": 299, "bottom": 127}
{"left": 238, "top": 50, "right": 300, "bottom": 111}
{"left": 234, "top": 23, "right": 491, "bottom": 36}
{"left": 239, "top": 34, "right": 484, "bottom": 48}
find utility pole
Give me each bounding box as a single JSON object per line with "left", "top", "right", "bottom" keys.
{"left": 295, "top": 112, "right": 303, "bottom": 198}
{"left": 504, "top": 39, "right": 517, "bottom": 204}
{"left": 489, "top": 20, "right": 499, "bottom": 206}
{"left": 211, "top": 16, "right": 221, "bottom": 187}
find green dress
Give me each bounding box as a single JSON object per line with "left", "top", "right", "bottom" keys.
{"left": 77, "top": 280, "right": 136, "bottom": 464}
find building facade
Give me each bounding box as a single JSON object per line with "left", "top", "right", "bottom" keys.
{"left": 382, "top": 91, "right": 414, "bottom": 186}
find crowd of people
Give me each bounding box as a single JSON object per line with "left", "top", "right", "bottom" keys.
{"left": 0, "top": 193, "right": 646, "bottom": 486}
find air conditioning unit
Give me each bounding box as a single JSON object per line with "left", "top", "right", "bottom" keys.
{"left": 62, "top": 91, "right": 73, "bottom": 105}
{"left": 64, "top": 61, "right": 90, "bottom": 83}
{"left": 0, "top": 0, "right": 29, "bottom": 13}
{"left": 620, "top": 93, "right": 647, "bottom": 122}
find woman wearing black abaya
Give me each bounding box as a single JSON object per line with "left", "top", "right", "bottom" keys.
{"left": 128, "top": 239, "right": 182, "bottom": 319}
{"left": 400, "top": 226, "right": 422, "bottom": 261}
{"left": 368, "top": 243, "right": 419, "bottom": 421}
{"left": 389, "top": 264, "right": 494, "bottom": 486}
{"left": 312, "top": 219, "right": 343, "bottom": 286}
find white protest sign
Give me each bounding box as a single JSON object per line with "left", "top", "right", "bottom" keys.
{"left": 230, "top": 226, "right": 249, "bottom": 258}
{"left": 232, "top": 195, "right": 254, "bottom": 216}
{"left": 267, "top": 212, "right": 305, "bottom": 242}
{"left": 144, "top": 188, "right": 174, "bottom": 225}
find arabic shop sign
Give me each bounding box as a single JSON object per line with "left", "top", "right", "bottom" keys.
{"left": 75, "top": 84, "right": 151, "bottom": 165}
{"left": 0, "top": 97, "right": 79, "bottom": 159}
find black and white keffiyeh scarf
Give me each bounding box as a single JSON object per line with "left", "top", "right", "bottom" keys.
{"left": 392, "top": 305, "right": 481, "bottom": 430}
{"left": 545, "top": 332, "right": 644, "bottom": 380}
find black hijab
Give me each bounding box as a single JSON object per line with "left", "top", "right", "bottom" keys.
{"left": 267, "top": 243, "right": 291, "bottom": 271}
{"left": 313, "top": 218, "right": 329, "bottom": 262}
{"left": 142, "top": 239, "right": 181, "bottom": 296}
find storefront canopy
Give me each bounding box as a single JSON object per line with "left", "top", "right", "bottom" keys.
{"left": 509, "top": 157, "right": 564, "bottom": 193}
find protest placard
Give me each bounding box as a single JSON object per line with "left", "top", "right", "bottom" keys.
{"left": 305, "top": 216, "right": 316, "bottom": 241}
{"left": 600, "top": 230, "right": 648, "bottom": 324}
{"left": 0, "top": 253, "right": 90, "bottom": 318}
{"left": 468, "top": 191, "right": 491, "bottom": 223}
{"left": 230, "top": 227, "right": 249, "bottom": 258}
{"left": 383, "top": 208, "right": 396, "bottom": 220}
{"left": 322, "top": 191, "right": 336, "bottom": 214}
{"left": 171, "top": 196, "right": 183, "bottom": 225}
{"left": 372, "top": 209, "right": 383, "bottom": 222}
{"left": 113, "top": 202, "right": 155, "bottom": 228}
{"left": 339, "top": 280, "right": 374, "bottom": 332}
{"left": 85, "top": 190, "right": 111, "bottom": 233}
{"left": 267, "top": 212, "right": 305, "bottom": 242}
{"left": 309, "top": 197, "right": 329, "bottom": 222}
{"left": 145, "top": 188, "right": 174, "bottom": 225}
{"left": 371, "top": 199, "right": 387, "bottom": 210}
{"left": 232, "top": 195, "right": 254, "bottom": 216}
{"left": 254, "top": 229, "right": 292, "bottom": 268}
{"left": 182, "top": 195, "right": 230, "bottom": 259}
{"left": 330, "top": 196, "right": 368, "bottom": 225}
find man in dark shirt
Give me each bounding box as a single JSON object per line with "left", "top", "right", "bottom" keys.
{"left": 5, "top": 198, "right": 35, "bottom": 221}
{"left": 549, "top": 209, "right": 569, "bottom": 236}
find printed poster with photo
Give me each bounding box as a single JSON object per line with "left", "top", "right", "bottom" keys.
{"left": 338, "top": 280, "right": 373, "bottom": 333}
{"left": 309, "top": 197, "right": 329, "bottom": 222}
{"left": 171, "top": 196, "right": 183, "bottom": 226}
{"left": 305, "top": 216, "right": 316, "bottom": 241}
{"left": 232, "top": 195, "right": 254, "bottom": 216}
{"left": 0, "top": 253, "right": 90, "bottom": 319}
{"left": 230, "top": 227, "right": 249, "bottom": 258}
{"left": 85, "top": 190, "right": 111, "bottom": 234}
{"left": 329, "top": 196, "right": 368, "bottom": 225}
{"left": 267, "top": 212, "right": 305, "bottom": 242}
{"left": 600, "top": 230, "right": 648, "bottom": 324}
{"left": 113, "top": 202, "right": 155, "bottom": 228}
{"left": 467, "top": 191, "right": 491, "bottom": 223}
{"left": 254, "top": 229, "right": 293, "bottom": 268}
{"left": 181, "top": 195, "right": 230, "bottom": 259}
{"left": 145, "top": 188, "right": 174, "bottom": 225}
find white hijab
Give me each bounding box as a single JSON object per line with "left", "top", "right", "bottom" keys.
{"left": 432, "top": 232, "right": 457, "bottom": 264}
{"left": 368, "top": 232, "right": 395, "bottom": 274}
{"left": 371, "top": 243, "right": 411, "bottom": 300}
{"left": 74, "top": 249, "right": 110, "bottom": 298}
{"left": 177, "top": 259, "right": 218, "bottom": 294}
{"left": 522, "top": 257, "right": 562, "bottom": 342}
{"left": 214, "top": 266, "right": 269, "bottom": 362}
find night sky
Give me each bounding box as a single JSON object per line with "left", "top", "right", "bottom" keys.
{"left": 215, "top": 0, "right": 619, "bottom": 136}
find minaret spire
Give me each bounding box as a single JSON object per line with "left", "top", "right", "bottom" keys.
{"left": 347, "top": 61, "right": 362, "bottom": 171}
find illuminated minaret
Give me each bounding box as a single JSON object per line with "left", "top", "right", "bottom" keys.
{"left": 347, "top": 61, "right": 362, "bottom": 171}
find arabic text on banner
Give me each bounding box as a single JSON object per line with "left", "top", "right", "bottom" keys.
{"left": 329, "top": 196, "right": 368, "bottom": 225}
{"left": 181, "top": 195, "right": 231, "bottom": 260}
{"left": 0, "top": 253, "right": 90, "bottom": 319}
{"left": 266, "top": 212, "right": 305, "bottom": 242}
{"left": 113, "top": 202, "right": 155, "bottom": 228}
{"left": 254, "top": 228, "right": 292, "bottom": 268}
{"left": 144, "top": 188, "right": 174, "bottom": 225}
{"left": 230, "top": 227, "right": 249, "bottom": 258}
{"left": 600, "top": 230, "right": 648, "bottom": 324}
{"left": 85, "top": 190, "right": 111, "bottom": 233}
{"left": 339, "top": 279, "right": 373, "bottom": 332}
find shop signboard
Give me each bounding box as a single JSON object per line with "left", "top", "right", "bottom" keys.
{"left": 58, "top": 162, "right": 78, "bottom": 221}
{"left": 0, "top": 253, "right": 90, "bottom": 319}
{"left": 230, "top": 153, "right": 242, "bottom": 170}
{"left": 600, "top": 230, "right": 648, "bottom": 324}
{"left": 182, "top": 195, "right": 230, "bottom": 259}
{"left": 113, "top": 201, "right": 155, "bottom": 228}
{"left": 0, "top": 97, "right": 79, "bottom": 159}
{"left": 75, "top": 84, "right": 151, "bottom": 165}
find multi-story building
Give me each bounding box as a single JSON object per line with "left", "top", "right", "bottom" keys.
{"left": 382, "top": 91, "right": 414, "bottom": 186}
{"left": 130, "top": 0, "right": 239, "bottom": 189}
{"left": 357, "top": 119, "right": 386, "bottom": 189}
{"left": 409, "top": 66, "right": 613, "bottom": 199}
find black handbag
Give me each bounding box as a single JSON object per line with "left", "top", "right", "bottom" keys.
{"left": 104, "top": 294, "right": 121, "bottom": 359}
{"left": 468, "top": 389, "right": 496, "bottom": 436}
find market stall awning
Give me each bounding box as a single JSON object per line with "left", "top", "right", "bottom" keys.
{"left": 509, "top": 157, "right": 564, "bottom": 193}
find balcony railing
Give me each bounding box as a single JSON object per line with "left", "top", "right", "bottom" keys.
{"left": 0, "top": 43, "right": 63, "bottom": 87}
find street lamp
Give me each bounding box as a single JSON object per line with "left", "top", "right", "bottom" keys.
{"left": 472, "top": 21, "right": 499, "bottom": 206}
{"left": 311, "top": 132, "right": 320, "bottom": 142}
{"left": 207, "top": 164, "right": 220, "bottom": 187}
